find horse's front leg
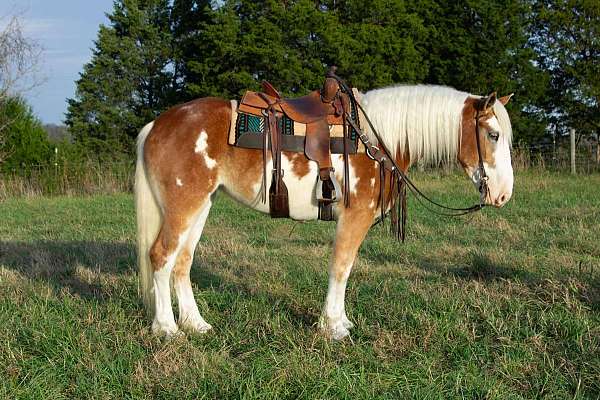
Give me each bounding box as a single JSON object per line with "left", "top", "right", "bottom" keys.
{"left": 319, "top": 208, "right": 375, "bottom": 340}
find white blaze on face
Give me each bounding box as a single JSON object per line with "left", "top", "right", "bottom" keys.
{"left": 195, "top": 130, "right": 217, "bottom": 169}
{"left": 473, "top": 115, "right": 514, "bottom": 207}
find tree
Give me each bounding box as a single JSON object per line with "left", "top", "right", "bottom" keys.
{"left": 66, "top": 0, "right": 595, "bottom": 153}
{"left": 180, "top": 0, "right": 428, "bottom": 99}
{"left": 0, "top": 14, "right": 43, "bottom": 164}
{"left": 65, "top": 0, "right": 175, "bottom": 157}
{"left": 405, "top": 0, "right": 550, "bottom": 143}
{"left": 44, "top": 124, "right": 71, "bottom": 142}
{"left": 528, "top": 0, "right": 600, "bottom": 138}
{"left": 0, "top": 96, "right": 52, "bottom": 172}
{"left": 170, "top": 0, "right": 213, "bottom": 101}
{"left": 320, "top": 0, "right": 428, "bottom": 89}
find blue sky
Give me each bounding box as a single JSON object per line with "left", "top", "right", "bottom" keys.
{"left": 1, "top": 1, "right": 114, "bottom": 124}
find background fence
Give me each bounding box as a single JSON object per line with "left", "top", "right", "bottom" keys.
{"left": 1, "top": 143, "right": 599, "bottom": 199}
{"left": 512, "top": 142, "right": 600, "bottom": 174}
{"left": 0, "top": 160, "right": 134, "bottom": 199}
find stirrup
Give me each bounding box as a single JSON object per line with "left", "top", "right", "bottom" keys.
{"left": 316, "top": 169, "right": 342, "bottom": 203}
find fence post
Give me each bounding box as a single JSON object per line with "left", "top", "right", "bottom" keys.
{"left": 596, "top": 135, "right": 600, "bottom": 165}
{"left": 570, "top": 128, "right": 576, "bottom": 174}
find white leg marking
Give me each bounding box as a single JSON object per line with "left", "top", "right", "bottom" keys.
{"left": 319, "top": 262, "right": 353, "bottom": 340}
{"left": 175, "top": 204, "right": 213, "bottom": 333}
{"left": 152, "top": 229, "right": 190, "bottom": 337}
{"left": 176, "top": 178, "right": 183, "bottom": 187}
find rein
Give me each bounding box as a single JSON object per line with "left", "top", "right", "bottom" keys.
{"left": 328, "top": 71, "right": 489, "bottom": 239}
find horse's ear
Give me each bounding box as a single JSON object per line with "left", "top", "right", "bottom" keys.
{"left": 486, "top": 92, "right": 497, "bottom": 109}
{"left": 499, "top": 93, "right": 514, "bottom": 105}
{"left": 475, "top": 92, "right": 497, "bottom": 111}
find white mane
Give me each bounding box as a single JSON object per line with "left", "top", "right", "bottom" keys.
{"left": 360, "top": 85, "right": 513, "bottom": 165}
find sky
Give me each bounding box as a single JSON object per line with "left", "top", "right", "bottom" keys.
{"left": 1, "top": 0, "right": 114, "bottom": 124}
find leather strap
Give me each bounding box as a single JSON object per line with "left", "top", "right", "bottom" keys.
{"left": 236, "top": 133, "right": 358, "bottom": 154}
{"left": 341, "top": 94, "right": 351, "bottom": 207}
{"left": 323, "top": 69, "right": 486, "bottom": 241}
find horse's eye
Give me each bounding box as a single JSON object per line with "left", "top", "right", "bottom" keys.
{"left": 488, "top": 131, "right": 500, "bottom": 141}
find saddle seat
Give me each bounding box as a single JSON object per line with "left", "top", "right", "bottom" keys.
{"left": 260, "top": 82, "right": 329, "bottom": 123}
{"left": 238, "top": 81, "right": 347, "bottom": 125}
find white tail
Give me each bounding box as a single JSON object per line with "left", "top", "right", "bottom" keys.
{"left": 135, "top": 121, "right": 161, "bottom": 315}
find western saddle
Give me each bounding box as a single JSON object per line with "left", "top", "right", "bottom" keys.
{"left": 237, "top": 68, "right": 359, "bottom": 220}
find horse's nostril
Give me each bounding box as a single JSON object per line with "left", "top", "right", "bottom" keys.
{"left": 496, "top": 194, "right": 509, "bottom": 206}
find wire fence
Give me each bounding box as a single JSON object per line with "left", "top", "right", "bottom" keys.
{"left": 1, "top": 144, "right": 598, "bottom": 199}
{"left": 512, "top": 142, "right": 600, "bottom": 174}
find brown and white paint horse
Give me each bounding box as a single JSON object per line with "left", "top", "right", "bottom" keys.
{"left": 136, "top": 84, "right": 514, "bottom": 340}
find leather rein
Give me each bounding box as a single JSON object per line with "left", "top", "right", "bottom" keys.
{"left": 327, "top": 72, "right": 490, "bottom": 239}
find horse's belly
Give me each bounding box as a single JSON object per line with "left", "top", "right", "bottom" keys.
{"left": 224, "top": 154, "right": 321, "bottom": 221}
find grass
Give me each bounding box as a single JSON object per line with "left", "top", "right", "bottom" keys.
{"left": 0, "top": 160, "right": 134, "bottom": 199}
{"left": 0, "top": 170, "right": 598, "bottom": 399}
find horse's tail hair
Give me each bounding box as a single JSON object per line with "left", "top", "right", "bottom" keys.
{"left": 135, "top": 121, "right": 160, "bottom": 316}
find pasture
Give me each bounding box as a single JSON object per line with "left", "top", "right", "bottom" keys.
{"left": 0, "top": 171, "right": 598, "bottom": 399}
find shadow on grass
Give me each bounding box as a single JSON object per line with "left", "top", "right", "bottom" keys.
{"left": 189, "top": 265, "right": 318, "bottom": 328}
{"left": 397, "top": 249, "right": 599, "bottom": 311}
{"left": 423, "top": 252, "right": 599, "bottom": 311}
{"left": 449, "top": 252, "right": 537, "bottom": 282}
{"left": 2, "top": 240, "right": 597, "bottom": 315}
{"left": 0, "top": 240, "right": 319, "bottom": 325}
{"left": 0, "top": 240, "right": 135, "bottom": 300}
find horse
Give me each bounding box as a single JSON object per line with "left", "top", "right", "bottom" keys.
{"left": 135, "top": 84, "right": 514, "bottom": 340}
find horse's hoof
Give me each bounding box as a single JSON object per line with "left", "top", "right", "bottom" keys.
{"left": 341, "top": 316, "right": 354, "bottom": 330}
{"left": 328, "top": 325, "right": 350, "bottom": 341}
{"left": 165, "top": 329, "right": 185, "bottom": 340}
{"left": 152, "top": 320, "right": 181, "bottom": 338}
{"left": 181, "top": 319, "right": 213, "bottom": 334}
{"left": 319, "top": 321, "right": 350, "bottom": 341}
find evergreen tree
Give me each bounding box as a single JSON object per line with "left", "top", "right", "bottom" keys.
{"left": 65, "top": 0, "right": 597, "bottom": 153}
{"left": 170, "top": 0, "right": 213, "bottom": 101}
{"left": 528, "top": 0, "right": 599, "bottom": 137}
{"left": 182, "top": 0, "right": 331, "bottom": 98}
{"left": 65, "top": 0, "right": 175, "bottom": 156}
{"left": 0, "top": 97, "right": 52, "bottom": 172}
{"left": 181, "top": 0, "right": 428, "bottom": 98}
{"left": 320, "top": 0, "right": 429, "bottom": 89}
{"left": 409, "top": 0, "right": 550, "bottom": 143}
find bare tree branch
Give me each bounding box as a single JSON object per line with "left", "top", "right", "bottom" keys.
{"left": 0, "top": 13, "right": 45, "bottom": 164}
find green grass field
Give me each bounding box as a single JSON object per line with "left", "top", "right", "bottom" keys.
{"left": 1, "top": 171, "right": 598, "bottom": 399}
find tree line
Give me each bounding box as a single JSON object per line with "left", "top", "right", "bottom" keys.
{"left": 2, "top": 0, "right": 599, "bottom": 168}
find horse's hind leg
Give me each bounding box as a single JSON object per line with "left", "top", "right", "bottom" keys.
{"left": 149, "top": 217, "right": 190, "bottom": 337}
{"left": 319, "top": 209, "right": 374, "bottom": 340}
{"left": 149, "top": 199, "right": 213, "bottom": 337}
{"left": 172, "top": 201, "right": 213, "bottom": 333}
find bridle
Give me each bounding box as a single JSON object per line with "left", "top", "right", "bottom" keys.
{"left": 326, "top": 70, "right": 492, "bottom": 239}
{"left": 473, "top": 98, "right": 493, "bottom": 207}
